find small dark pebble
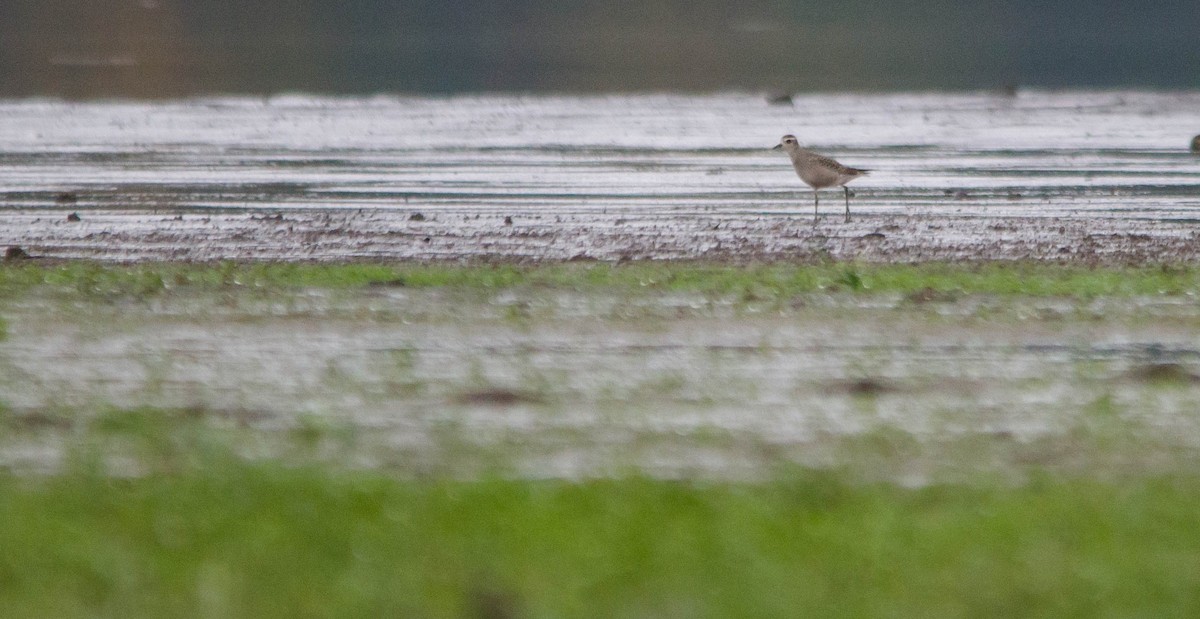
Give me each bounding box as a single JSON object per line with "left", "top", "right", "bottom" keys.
{"left": 66, "top": 212, "right": 81, "bottom": 222}
{"left": 504, "top": 216, "right": 513, "bottom": 225}
{"left": 471, "top": 587, "right": 519, "bottom": 619}
{"left": 831, "top": 377, "right": 895, "bottom": 396}
{"left": 860, "top": 232, "right": 886, "bottom": 240}
{"left": 4, "top": 246, "right": 30, "bottom": 261}
{"left": 367, "top": 278, "right": 407, "bottom": 288}
{"left": 1126, "top": 362, "right": 1200, "bottom": 384}
{"left": 454, "top": 388, "right": 545, "bottom": 406}
{"left": 422, "top": 236, "right": 431, "bottom": 243}
{"left": 409, "top": 212, "right": 426, "bottom": 221}
{"left": 766, "top": 93, "right": 794, "bottom": 106}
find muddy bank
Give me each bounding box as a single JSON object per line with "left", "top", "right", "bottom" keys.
{"left": 3, "top": 91, "right": 1200, "bottom": 265}
{"left": 5, "top": 207, "right": 1200, "bottom": 264}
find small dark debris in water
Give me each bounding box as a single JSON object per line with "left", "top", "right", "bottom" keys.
{"left": 177, "top": 406, "right": 274, "bottom": 427}
{"left": 4, "top": 246, "right": 30, "bottom": 261}
{"left": 1191, "top": 135, "right": 1200, "bottom": 153}
{"left": 828, "top": 377, "right": 896, "bottom": 396}
{"left": 504, "top": 216, "right": 513, "bottom": 225}
{"left": 409, "top": 212, "right": 426, "bottom": 222}
{"left": 8, "top": 411, "right": 72, "bottom": 430}
{"left": 421, "top": 236, "right": 431, "bottom": 243}
{"left": 905, "top": 286, "right": 957, "bottom": 304}
{"left": 1125, "top": 362, "right": 1200, "bottom": 384}
{"left": 766, "top": 93, "right": 794, "bottom": 106}
{"left": 454, "top": 388, "right": 544, "bottom": 406}
{"left": 66, "top": 212, "right": 81, "bottom": 222}
{"left": 252, "top": 213, "right": 284, "bottom": 222}
{"left": 55, "top": 192, "right": 78, "bottom": 204}
{"left": 860, "top": 232, "right": 886, "bottom": 240}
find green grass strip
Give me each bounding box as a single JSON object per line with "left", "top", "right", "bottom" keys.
{"left": 1, "top": 465, "right": 1200, "bottom": 617}
{"left": 2, "top": 260, "right": 1200, "bottom": 299}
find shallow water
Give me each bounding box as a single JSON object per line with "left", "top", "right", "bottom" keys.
{"left": 5, "top": 289, "right": 1200, "bottom": 479}
{"left": 2, "top": 90, "right": 1200, "bottom": 262}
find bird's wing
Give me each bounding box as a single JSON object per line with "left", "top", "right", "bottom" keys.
{"left": 811, "top": 153, "right": 867, "bottom": 175}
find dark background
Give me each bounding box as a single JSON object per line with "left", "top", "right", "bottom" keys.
{"left": 2, "top": 0, "right": 1198, "bottom": 98}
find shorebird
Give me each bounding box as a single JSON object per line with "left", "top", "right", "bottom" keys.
{"left": 774, "top": 134, "right": 868, "bottom": 223}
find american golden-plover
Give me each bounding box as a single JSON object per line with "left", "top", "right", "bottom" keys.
{"left": 774, "top": 134, "right": 868, "bottom": 223}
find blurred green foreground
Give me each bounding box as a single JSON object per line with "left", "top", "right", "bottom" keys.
{"left": 4, "top": 261, "right": 1200, "bottom": 616}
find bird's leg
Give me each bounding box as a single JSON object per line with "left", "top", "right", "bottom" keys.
{"left": 813, "top": 190, "right": 819, "bottom": 225}
{"left": 843, "top": 186, "right": 851, "bottom": 223}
